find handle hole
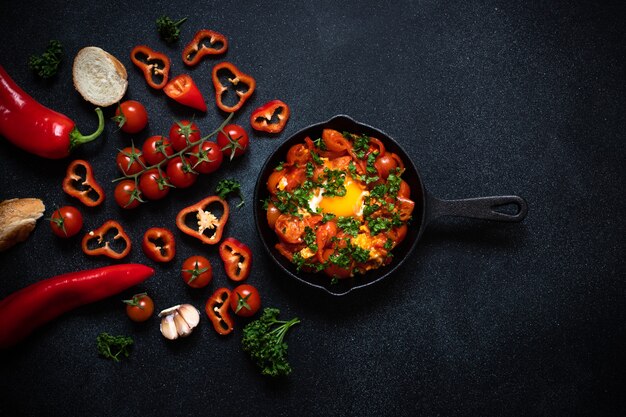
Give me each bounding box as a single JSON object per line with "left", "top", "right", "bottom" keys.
{"left": 491, "top": 202, "right": 521, "bottom": 216}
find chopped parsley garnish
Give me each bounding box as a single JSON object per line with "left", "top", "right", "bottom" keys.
{"left": 303, "top": 226, "right": 318, "bottom": 252}
{"left": 275, "top": 161, "right": 285, "bottom": 171}
{"left": 337, "top": 216, "right": 360, "bottom": 237}
{"left": 305, "top": 162, "right": 314, "bottom": 178}
{"left": 310, "top": 151, "right": 323, "bottom": 165}
{"left": 368, "top": 217, "right": 392, "bottom": 235}
{"left": 320, "top": 168, "right": 346, "bottom": 197}
{"left": 313, "top": 137, "right": 326, "bottom": 150}
{"left": 321, "top": 213, "right": 336, "bottom": 223}
{"left": 353, "top": 134, "right": 370, "bottom": 159}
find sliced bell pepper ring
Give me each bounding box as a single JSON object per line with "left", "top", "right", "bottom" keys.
{"left": 62, "top": 159, "right": 105, "bottom": 207}
{"left": 142, "top": 227, "right": 176, "bottom": 263}
{"left": 82, "top": 220, "right": 132, "bottom": 259}
{"left": 250, "top": 99, "right": 291, "bottom": 133}
{"left": 130, "top": 45, "right": 171, "bottom": 90}
{"left": 182, "top": 29, "right": 228, "bottom": 66}
{"left": 204, "top": 288, "right": 234, "bottom": 335}
{"left": 163, "top": 74, "right": 207, "bottom": 112}
{"left": 218, "top": 237, "right": 252, "bottom": 282}
{"left": 175, "top": 196, "right": 229, "bottom": 245}
{"left": 211, "top": 62, "right": 256, "bottom": 113}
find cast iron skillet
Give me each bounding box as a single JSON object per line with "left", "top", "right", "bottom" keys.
{"left": 253, "top": 115, "right": 528, "bottom": 296}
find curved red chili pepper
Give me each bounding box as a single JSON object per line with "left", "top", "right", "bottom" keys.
{"left": 219, "top": 237, "right": 253, "bottom": 281}
{"left": 182, "top": 29, "right": 228, "bottom": 66}
{"left": 0, "top": 65, "right": 104, "bottom": 159}
{"left": 204, "top": 288, "right": 234, "bottom": 335}
{"left": 175, "top": 196, "right": 229, "bottom": 245}
{"left": 250, "top": 99, "right": 291, "bottom": 134}
{"left": 0, "top": 264, "right": 154, "bottom": 348}
{"left": 163, "top": 74, "right": 207, "bottom": 112}
{"left": 82, "top": 220, "right": 132, "bottom": 259}
{"left": 62, "top": 159, "right": 105, "bottom": 207}
{"left": 142, "top": 227, "right": 176, "bottom": 263}
{"left": 130, "top": 45, "right": 171, "bottom": 89}
{"left": 211, "top": 62, "right": 256, "bottom": 113}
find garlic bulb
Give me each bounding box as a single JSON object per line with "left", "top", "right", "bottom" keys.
{"left": 158, "top": 304, "right": 200, "bottom": 340}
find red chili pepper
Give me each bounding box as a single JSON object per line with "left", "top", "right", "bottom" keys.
{"left": 130, "top": 45, "right": 171, "bottom": 89}
{"left": 211, "top": 62, "right": 256, "bottom": 113}
{"left": 82, "top": 220, "right": 132, "bottom": 259}
{"left": 250, "top": 99, "right": 291, "bottom": 134}
{"left": 182, "top": 29, "right": 228, "bottom": 66}
{"left": 0, "top": 264, "right": 154, "bottom": 348}
{"left": 176, "top": 196, "right": 229, "bottom": 245}
{"left": 219, "top": 237, "right": 252, "bottom": 281}
{"left": 62, "top": 159, "right": 105, "bottom": 207}
{"left": 204, "top": 288, "right": 234, "bottom": 335}
{"left": 142, "top": 227, "right": 176, "bottom": 263}
{"left": 163, "top": 74, "right": 207, "bottom": 112}
{"left": 0, "top": 65, "right": 104, "bottom": 159}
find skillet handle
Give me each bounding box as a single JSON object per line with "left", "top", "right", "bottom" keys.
{"left": 427, "top": 195, "right": 528, "bottom": 222}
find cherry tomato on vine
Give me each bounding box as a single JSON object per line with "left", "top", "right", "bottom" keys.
{"left": 188, "top": 141, "right": 223, "bottom": 174}
{"left": 114, "top": 179, "right": 142, "bottom": 209}
{"left": 123, "top": 293, "right": 154, "bottom": 322}
{"left": 113, "top": 100, "right": 148, "bottom": 134}
{"left": 216, "top": 124, "right": 249, "bottom": 161}
{"left": 49, "top": 206, "right": 83, "bottom": 238}
{"left": 181, "top": 256, "right": 213, "bottom": 288}
{"left": 169, "top": 120, "right": 201, "bottom": 151}
{"left": 166, "top": 156, "right": 198, "bottom": 188}
{"left": 139, "top": 169, "right": 171, "bottom": 200}
{"left": 229, "top": 284, "right": 261, "bottom": 317}
{"left": 142, "top": 135, "right": 174, "bottom": 166}
{"left": 116, "top": 146, "right": 145, "bottom": 175}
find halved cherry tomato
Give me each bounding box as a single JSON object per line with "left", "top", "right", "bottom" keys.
{"left": 398, "top": 180, "right": 411, "bottom": 199}
{"left": 114, "top": 179, "right": 143, "bottom": 209}
{"left": 205, "top": 288, "right": 234, "bottom": 335}
{"left": 116, "top": 145, "right": 145, "bottom": 175}
{"left": 139, "top": 169, "right": 171, "bottom": 200}
{"left": 113, "top": 100, "right": 148, "bottom": 134}
{"left": 169, "top": 120, "right": 200, "bottom": 151}
{"left": 219, "top": 237, "right": 252, "bottom": 281}
{"left": 286, "top": 143, "right": 309, "bottom": 166}
{"left": 181, "top": 256, "right": 212, "bottom": 288}
{"left": 188, "top": 141, "right": 223, "bottom": 174}
{"left": 62, "top": 160, "right": 105, "bottom": 207}
{"left": 82, "top": 220, "right": 132, "bottom": 259}
{"left": 142, "top": 135, "right": 174, "bottom": 166}
{"left": 322, "top": 249, "right": 353, "bottom": 279}
{"left": 164, "top": 74, "right": 207, "bottom": 112}
{"left": 142, "top": 227, "right": 176, "bottom": 263}
{"left": 166, "top": 156, "right": 198, "bottom": 188}
{"left": 396, "top": 196, "right": 415, "bottom": 221}
{"left": 229, "top": 284, "right": 261, "bottom": 317}
{"left": 49, "top": 206, "right": 83, "bottom": 238}
{"left": 322, "top": 129, "right": 351, "bottom": 152}
{"left": 123, "top": 293, "right": 154, "bottom": 322}
{"left": 216, "top": 124, "right": 249, "bottom": 161}
{"left": 374, "top": 153, "right": 399, "bottom": 180}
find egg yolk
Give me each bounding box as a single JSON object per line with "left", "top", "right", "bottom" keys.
{"left": 317, "top": 177, "right": 365, "bottom": 217}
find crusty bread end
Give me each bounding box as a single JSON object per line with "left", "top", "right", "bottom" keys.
{"left": 72, "top": 46, "right": 128, "bottom": 107}
{"left": 0, "top": 198, "right": 45, "bottom": 252}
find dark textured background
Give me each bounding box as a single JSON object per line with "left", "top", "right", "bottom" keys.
{"left": 1, "top": 1, "right": 625, "bottom": 416}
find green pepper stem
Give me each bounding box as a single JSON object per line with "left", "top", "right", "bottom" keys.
{"left": 70, "top": 107, "right": 105, "bottom": 150}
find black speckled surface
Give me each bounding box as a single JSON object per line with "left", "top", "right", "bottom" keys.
{"left": 1, "top": 1, "right": 625, "bottom": 416}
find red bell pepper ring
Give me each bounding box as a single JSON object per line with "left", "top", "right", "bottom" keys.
{"left": 62, "top": 159, "right": 105, "bottom": 207}
{"left": 211, "top": 62, "right": 256, "bottom": 113}
{"left": 130, "top": 45, "right": 171, "bottom": 90}
{"left": 182, "top": 29, "right": 228, "bottom": 66}
{"left": 0, "top": 264, "right": 154, "bottom": 348}
{"left": 163, "top": 74, "right": 207, "bottom": 112}
{"left": 204, "top": 288, "right": 234, "bottom": 335}
{"left": 82, "top": 220, "right": 132, "bottom": 259}
{"left": 175, "top": 196, "right": 229, "bottom": 245}
{"left": 250, "top": 99, "right": 291, "bottom": 134}
{"left": 0, "top": 65, "right": 104, "bottom": 159}
{"left": 219, "top": 237, "right": 253, "bottom": 282}
{"left": 142, "top": 227, "right": 176, "bottom": 263}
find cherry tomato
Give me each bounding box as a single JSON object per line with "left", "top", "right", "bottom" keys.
{"left": 181, "top": 256, "right": 213, "bottom": 288}
{"left": 114, "top": 179, "right": 142, "bottom": 209}
{"left": 49, "top": 206, "right": 83, "bottom": 238}
{"left": 229, "top": 284, "right": 261, "bottom": 317}
{"left": 142, "top": 135, "right": 174, "bottom": 166}
{"left": 123, "top": 293, "right": 154, "bottom": 322}
{"left": 116, "top": 146, "right": 145, "bottom": 175}
{"left": 216, "top": 124, "right": 249, "bottom": 161}
{"left": 139, "top": 169, "right": 171, "bottom": 200}
{"left": 188, "top": 141, "right": 223, "bottom": 174}
{"left": 375, "top": 153, "right": 399, "bottom": 180}
{"left": 266, "top": 202, "right": 281, "bottom": 229}
{"left": 169, "top": 120, "right": 200, "bottom": 151}
{"left": 166, "top": 156, "right": 198, "bottom": 188}
{"left": 114, "top": 100, "right": 148, "bottom": 134}
{"left": 286, "top": 144, "right": 309, "bottom": 166}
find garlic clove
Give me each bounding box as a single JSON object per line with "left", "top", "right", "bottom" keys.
{"left": 158, "top": 304, "right": 201, "bottom": 340}
{"left": 160, "top": 314, "right": 179, "bottom": 340}
{"left": 178, "top": 304, "right": 200, "bottom": 329}
{"left": 173, "top": 313, "right": 192, "bottom": 337}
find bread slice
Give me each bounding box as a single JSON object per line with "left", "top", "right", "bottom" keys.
{"left": 0, "top": 198, "right": 45, "bottom": 252}
{"left": 72, "top": 46, "right": 128, "bottom": 107}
